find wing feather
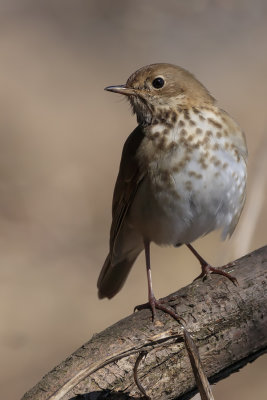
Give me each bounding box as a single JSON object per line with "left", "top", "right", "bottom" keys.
{"left": 109, "top": 126, "right": 145, "bottom": 258}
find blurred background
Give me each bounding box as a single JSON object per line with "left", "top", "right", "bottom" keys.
{"left": 0, "top": 1, "right": 266, "bottom": 399}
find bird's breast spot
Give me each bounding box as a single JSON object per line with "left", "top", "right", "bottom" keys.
{"left": 151, "top": 124, "right": 166, "bottom": 135}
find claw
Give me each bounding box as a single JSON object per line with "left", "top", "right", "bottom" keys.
{"left": 194, "top": 263, "right": 238, "bottom": 286}
{"left": 186, "top": 244, "right": 238, "bottom": 286}
{"left": 135, "top": 295, "right": 185, "bottom": 324}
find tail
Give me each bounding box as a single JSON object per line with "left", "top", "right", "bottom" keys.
{"left": 97, "top": 253, "right": 139, "bottom": 299}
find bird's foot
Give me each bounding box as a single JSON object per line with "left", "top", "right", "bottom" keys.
{"left": 194, "top": 262, "right": 238, "bottom": 286}
{"left": 186, "top": 244, "right": 237, "bottom": 286}
{"left": 134, "top": 297, "right": 164, "bottom": 314}
{"left": 134, "top": 295, "right": 183, "bottom": 323}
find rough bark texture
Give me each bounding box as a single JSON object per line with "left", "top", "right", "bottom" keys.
{"left": 22, "top": 246, "right": 267, "bottom": 400}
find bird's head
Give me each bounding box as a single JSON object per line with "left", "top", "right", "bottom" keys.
{"left": 105, "top": 63, "right": 215, "bottom": 125}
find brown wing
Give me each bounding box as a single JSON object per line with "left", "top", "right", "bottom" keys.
{"left": 109, "top": 125, "right": 145, "bottom": 257}
{"left": 97, "top": 126, "right": 145, "bottom": 299}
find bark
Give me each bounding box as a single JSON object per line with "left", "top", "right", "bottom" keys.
{"left": 21, "top": 246, "right": 267, "bottom": 400}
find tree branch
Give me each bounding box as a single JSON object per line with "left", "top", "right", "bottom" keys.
{"left": 21, "top": 246, "right": 267, "bottom": 400}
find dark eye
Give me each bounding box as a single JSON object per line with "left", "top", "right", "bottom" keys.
{"left": 152, "top": 77, "right": 165, "bottom": 89}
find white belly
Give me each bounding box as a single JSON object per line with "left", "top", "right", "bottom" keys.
{"left": 129, "top": 149, "right": 246, "bottom": 246}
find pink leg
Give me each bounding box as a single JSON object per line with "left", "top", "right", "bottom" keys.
{"left": 135, "top": 240, "right": 182, "bottom": 322}
{"left": 186, "top": 243, "right": 238, "bottom": 286}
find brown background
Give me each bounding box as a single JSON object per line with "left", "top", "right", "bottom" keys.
{"left": 0, "top": 1, "right": 266, "bottom": 399}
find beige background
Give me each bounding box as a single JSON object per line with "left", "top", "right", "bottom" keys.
{"left": 0, "top": 1, "right": 266, "bottom": 399}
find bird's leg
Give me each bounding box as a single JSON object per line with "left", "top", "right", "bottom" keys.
{"left": 144, "top": 240, "right": 157, "bottom": 319}
{"left": 135, "top": 240, "right": 182, "bottom": 323}
{"left": 186, "top": 243, "right": 238, "bottom": 286}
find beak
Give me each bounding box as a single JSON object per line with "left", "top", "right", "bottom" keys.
{"left": 104, "top": 85, "right": 136, "bottom": 96}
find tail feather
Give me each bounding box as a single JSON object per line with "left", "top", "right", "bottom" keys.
{"left": 97, "top": 253, "right": 139, "bottom": 299}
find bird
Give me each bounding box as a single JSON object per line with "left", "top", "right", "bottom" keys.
{"left": 97, "top": 63, "right": 247, "bottom": 320}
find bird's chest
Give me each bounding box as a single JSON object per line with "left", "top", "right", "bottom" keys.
{"left": 138, "top": 139, "right": 235, "bottom": 212}
{"left": 131, "top": 118, "right": 246, "bottom": 244}
{"left": 137, "top": 116, "right": 245, "bottom": 202}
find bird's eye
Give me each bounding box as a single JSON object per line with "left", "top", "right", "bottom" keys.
{"left": 152, "top": 77, "right": 165, "bottom": 89}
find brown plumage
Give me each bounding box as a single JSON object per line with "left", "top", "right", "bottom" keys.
{"left": 98, "top": 126, "right": 145, "bottom": 299}
{"left": 98, "top": 63, "right": 247, "bottom": 319}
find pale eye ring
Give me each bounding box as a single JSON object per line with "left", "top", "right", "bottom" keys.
{"left": 152, "top": 77, "right": 165, "bottom": 89}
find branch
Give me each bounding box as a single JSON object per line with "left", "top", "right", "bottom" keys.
{"left": 21, "top": 246, "right": 267, "bottom": 400}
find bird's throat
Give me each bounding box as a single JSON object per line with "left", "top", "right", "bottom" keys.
{"left": 129, "top": 96, "right": 154, "bottom": 125}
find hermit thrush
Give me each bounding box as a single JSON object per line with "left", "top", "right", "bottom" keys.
{"left": 98, "top": 63, "right": 247, "bottom": 320}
